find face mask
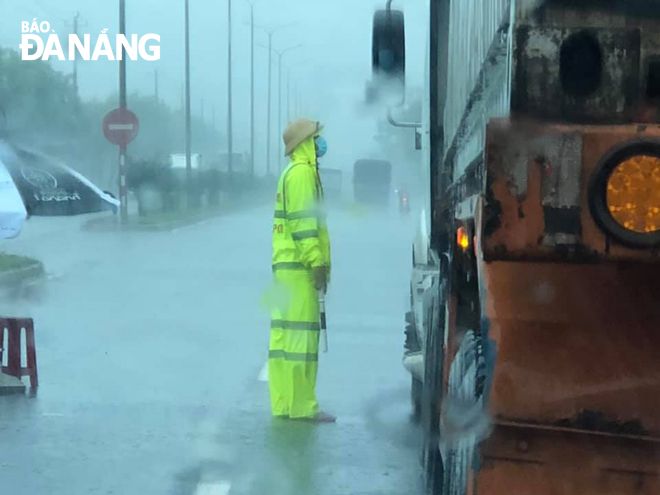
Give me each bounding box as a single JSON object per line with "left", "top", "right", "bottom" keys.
{"left": 315, "top": 136, "right": 328, "bottom": 158}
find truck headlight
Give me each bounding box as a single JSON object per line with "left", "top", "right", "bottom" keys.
{"left": 590, "top": 140, "right": 660, "bottom": 248}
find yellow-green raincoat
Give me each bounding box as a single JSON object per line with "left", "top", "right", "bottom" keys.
{"left": 269, "top": 135, "right": 331, "bottom": 418}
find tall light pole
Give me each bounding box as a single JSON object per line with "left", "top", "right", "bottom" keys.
{"left": 70, "top": 12, "right": 86, "bottom": 102}
{"left": 287, "top": 69, "right": 291, "bottom": 122}
{"left": 266, "top": 31, "right": 273, "bottom": 176}
{"left": 249, "top": 2, "right": 255, "bottom": 177}
{"left": 286, "top": 60, "right": 308, "bottom": 122}
{"left": 253, "top": 23, "right": 292, "bottom": 176}
{"left": 227, "top": 0, "right": 233, "bottom": 175}
{"left": 118, "top": 0, "right": 128, "bottom": 222}
{"left": 184, "top": 0, "right": 192, "bottom": 208}
{"left": 274, "top": 44, "right": 303, "bottom": 172}
{"left": 154, "top": 68, "right": 159, "bottom": 102}
{"left": 276, "top": 51, "right": 282, "bottom": 172}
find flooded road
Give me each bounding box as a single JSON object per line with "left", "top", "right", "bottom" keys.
{"left": 0, "top": 204, "right": 423, "bottom": 494}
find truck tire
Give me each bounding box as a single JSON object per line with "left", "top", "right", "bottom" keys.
{"left": 405, "top": 310, "right": 423, "bottom": 424}
{"left": 442, "top": 330, "right": 489, "bottom": 495}
{"left": 404, "top": 310, "right": 419, "bottom": 352}
{"left": 411, "top": 375, "right": 422, "bottom": 424}
{"left": 421, "top": 294, "right": 444, "bottom": 495}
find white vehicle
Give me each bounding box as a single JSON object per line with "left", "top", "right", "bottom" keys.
{"left": 169, "top": 153, "right": 203, "bottom": 170}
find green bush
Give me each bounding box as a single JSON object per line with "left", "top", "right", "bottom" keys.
{"left": 0, "top": 253, "right": 41, "bottom": 272}
{"left": 0, "top": 47, "right": 225, "bottom": 193}
{"left": 201, "top": 169, "right": 226, "bottom": 206}
{"left": 127, "top": 159, "right": 179, "bottom": 215}
{"left": 198, "top": 170, "right": 256, "bottom": 204}
{"left": 127, "top": 159, "right": 271, "bottom": 215}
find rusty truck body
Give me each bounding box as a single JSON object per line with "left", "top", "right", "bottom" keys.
{"left": 371, "top": 0, "right": 660, "bottom": 493}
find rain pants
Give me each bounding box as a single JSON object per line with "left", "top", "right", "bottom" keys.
{"left": 269, "top": 136, "right": 331, "bottom": 418}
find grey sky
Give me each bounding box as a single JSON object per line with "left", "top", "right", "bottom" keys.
{"left": 2, "top": 0, "right": 426, "bottom": 173}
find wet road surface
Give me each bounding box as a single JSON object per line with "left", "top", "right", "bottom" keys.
{"left": 0, "top": 202, "right": 423, "bottom": 494}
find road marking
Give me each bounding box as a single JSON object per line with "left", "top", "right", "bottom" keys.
{"left": 258, "top": 361, "right": 269, "bottom": 382}
{"left": 194, "top": 481, "right": 232, "bottom": 495}
{"left": 41, "top": 413, "right": 65, "bottom": 417}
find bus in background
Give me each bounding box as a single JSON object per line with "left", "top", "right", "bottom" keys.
{"left": 353, "top": 159, "right": 392, "bottom": 207}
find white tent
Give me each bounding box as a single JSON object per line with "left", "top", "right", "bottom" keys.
{"left": 0, "top": 141, "right": 119, "bottom": 239}
{"left": 0, "top": 156, "right": 27, "bottom": 240}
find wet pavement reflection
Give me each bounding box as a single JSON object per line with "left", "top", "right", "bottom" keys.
{"left": 1, "top": 205, "right": 423, "bottom": 494}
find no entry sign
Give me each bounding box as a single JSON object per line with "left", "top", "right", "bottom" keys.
{"left": 103, "top": 108, "right": 139, "bottom": 147}
{"left": 103, "top": 107, "right": 138, "bottom": 223}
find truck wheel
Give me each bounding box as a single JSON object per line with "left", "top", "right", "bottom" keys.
{"left": 421, "top": 296, "right": 444, "bottom": 495}
{"left": 442, "top": 330, "right": 489, "bottom": 495}
{"left": 411, "top": 375, "right": 422, "bottom": 423}
{"left": 405, "top": 309, "right": 423, "bottom": 424}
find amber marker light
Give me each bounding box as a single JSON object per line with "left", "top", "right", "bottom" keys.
{"left": 457, "top": 226, "right": 470, "bottom": 251}
{"left": 590, "top": 140, "right": 660, "bottom": 248}
{"left": 606, "top": 155, "right": 660, "bottom": 234}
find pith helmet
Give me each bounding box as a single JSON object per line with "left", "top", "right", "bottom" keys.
{"left": 283, "top": 119, "right": 324, "bottom": 156}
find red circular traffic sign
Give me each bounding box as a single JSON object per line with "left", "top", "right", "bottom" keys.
{"left": 103, "top": 108, "right": 139, "bottom": 147}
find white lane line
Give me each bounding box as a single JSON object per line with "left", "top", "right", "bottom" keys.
{"left": 258, "top": 361, "right": 269, "bottom": 382}
{"left": 194, "top": 481, "right": 232, "bottom": 495}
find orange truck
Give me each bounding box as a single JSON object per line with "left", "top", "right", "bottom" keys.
{"left": 371, "top": 1, "right": 660, "bottom": 493}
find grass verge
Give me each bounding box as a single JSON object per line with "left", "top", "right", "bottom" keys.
{"left": 0, "top": 253, "right": 42, "bottom": 272}
{"left": 0, "top": 253, "right": 45, "bottom": 288}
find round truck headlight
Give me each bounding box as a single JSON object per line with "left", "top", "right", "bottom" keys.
{"left": 590, "top": 140, "right": 660, "bottom": 248}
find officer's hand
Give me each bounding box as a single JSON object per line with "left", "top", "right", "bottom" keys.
{"left": 313, "top": 266, "right": 327, "bottom": 292}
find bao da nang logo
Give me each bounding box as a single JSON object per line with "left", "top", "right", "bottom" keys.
{"left": 20, "top": 19, "right": 160, "bottom": 61}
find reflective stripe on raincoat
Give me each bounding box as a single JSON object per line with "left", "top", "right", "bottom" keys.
{"left": 269, "top": 135, "right": 331, "bottom": 419}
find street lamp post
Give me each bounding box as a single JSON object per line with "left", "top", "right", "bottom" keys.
{"left": 249, "top": 2, "right": 255, "bottom": 176}
{"left": 286, "top": 67, "right": 306, "bottom": 123}
{"left": 274, "top": 44, "right": 303, "bottom": 172}
{"left": 296, "top": 85, "right": 300, "bottom": 116}
{"left": 184, "top": 0, "right": 192, "bottom": 209}
{"left": 227, "top": 0, "right": 233, "bottom": 175}
{"left": 284, "top": 60, "right": 309, "bottom": 142}
{"left": 118, "top": 0, "right": 128, "bottom": 222}
{"left": 267, "top": 30, "right": 273, "bottom": 176}
{"left": 287, "top": 69, "right": 291, "bottom": 122}
{"left": 252, "top": 22, "right": 293, "bottom": 176}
